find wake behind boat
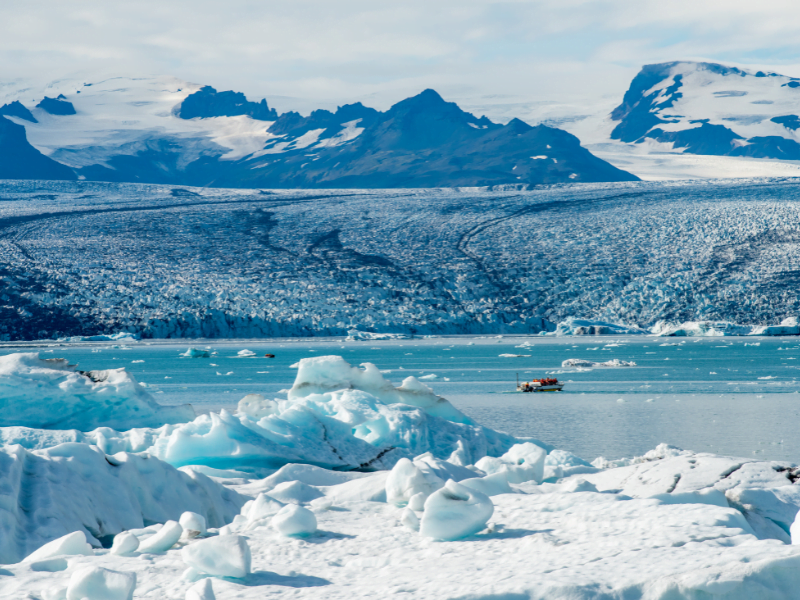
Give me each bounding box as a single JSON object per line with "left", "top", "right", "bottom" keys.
{"left": 516, "top": 374, "right": 564, "bottom": 393}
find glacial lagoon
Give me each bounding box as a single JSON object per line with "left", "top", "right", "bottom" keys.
{"left": 6, "top": 334, "right": 800, "bottom": 463}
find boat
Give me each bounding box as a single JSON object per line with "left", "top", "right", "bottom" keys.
{"left": 516, "top": 373, "right": 564, "bottom": 393}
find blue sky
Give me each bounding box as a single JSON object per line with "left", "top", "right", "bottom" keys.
{"left": 2, "top": 0, "right": 800, "bottom": 111}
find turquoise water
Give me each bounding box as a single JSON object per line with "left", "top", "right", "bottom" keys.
{"left": 5, "top": 336, "right": 800, "bottom": 463}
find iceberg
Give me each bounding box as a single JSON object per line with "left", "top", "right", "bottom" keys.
{"left": 59, "top": 332, "right": 140, "bottom": 343}
{"left": 345, "top": 330, "right": 410, "bottom": 341}
{"left": 562, "top": 358, "right": 636, "bottom": 368}
{"left": 0, "top": 353, "right": 194, "bottom": 430}
{"left": 181, "top": 348, "right": 210, "bottom": 358}
{"left": 654, "top": 317, "right": 800, "bottom": 337}
{"left": 0, "top": 443, "right": 244, "bottom": 563}
{"left": 549, "top": 317, "right": 646, "bottom": 336}
{"left": 4, "top": 356, "right": 516, "bottom": 473}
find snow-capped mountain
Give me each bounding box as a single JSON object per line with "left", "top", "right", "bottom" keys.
{"left": 0, "top": 77, "right": 636, "bottom": 187}
{"left": 611, "top": 61, "right": 800, "bottom": 159}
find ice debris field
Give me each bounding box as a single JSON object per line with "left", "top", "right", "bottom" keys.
{"left": 4, "top": 352, "right": 800, "bottom": 598}
{"left": 7, "top": 178, "right": 800, "bottom": 341}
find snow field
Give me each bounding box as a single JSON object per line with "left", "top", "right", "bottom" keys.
{"left": 7, "top": 353, "right": 800, "bottom": 597}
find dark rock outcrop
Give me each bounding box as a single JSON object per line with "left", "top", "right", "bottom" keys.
{"left": 178, "top": 86, "right": 278, "bottom": 121}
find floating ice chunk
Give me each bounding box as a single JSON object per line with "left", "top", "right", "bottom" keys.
{"left": 110, "top": 532, "right": 139, "bottom": 556}
{"left": 66, "top": 566, "right": 136, "bottom": 600}
{"left": 180, "top": 512, "right": 207, "bottom": 537}
{"left": 419, "top": 373, "right": 438, "bottom": 380}
{"left": 25, "top": 531, "right": 93, "bottom": 562}
{"left": 0, "top": 352, "right": 193, "bottom": 430}
{"left": 185, "top": 578, "right": 215, "bottom": 600}
{"left": 499, "top": 354, "right": 530, "bottom": 357}
{"left": 237, "top": 349, "right": 256, "bottom": 357}
{"left": 181, "top": 535, "right": 252, "bottom": 579}
{"left": 138, "top": 520, "right": 182, "bottom": 553}
{"left": 562, "top": 358, "right": 636, "bottom": 368}
{"left": 236, "top": 393, "right": 278, "bottom": 418}
{"left": 420, "top": 479, "right": 494, "bottom": 541}
{"left": 401, "top": 507, "right": 420, "bottom": 531}
{"left": 182, "top": 348, "right": 210, "bottom": 358}
{"left": 550, "top": 317, "right": 645, "bottom": 336}
{"left": 267, "top": 480, "right": 324, "bottom": 505}
{"left": 346, "top": 330, "right": 409, "bottom": 341}
{"left": 386, "top": 458, "right": 443, "bottom": 507}
{"left": 271, "top": 504, "right": 317, "bottom": 537}
{"left": 459, "top": 471, "right": 512, "bottom": 496}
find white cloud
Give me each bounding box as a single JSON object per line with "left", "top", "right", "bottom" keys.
{"left": 2, "top": 0, "right": 800, "bottom": 115}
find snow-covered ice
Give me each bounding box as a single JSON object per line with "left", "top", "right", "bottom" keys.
{"left": 65, "top": 565, "right": 136, "bottom": 600}
{"left": 181, "top": 535, "right": 251, "bottom": 579}
{"left": 271, "top": 505, "right": 317, "bottom": 537}
{"left": 419, "top": 479, "right": 494, "bottom": 541}
{"left": 7, "top": 353, "right": 800, "bottom": 598}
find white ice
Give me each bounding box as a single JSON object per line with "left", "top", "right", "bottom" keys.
{"left": 181, "top": 535, "right": 251, "bottom": 579}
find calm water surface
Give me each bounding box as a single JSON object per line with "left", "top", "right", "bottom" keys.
{"left": 5, "top": 336, "right": 800, "bottom": 463}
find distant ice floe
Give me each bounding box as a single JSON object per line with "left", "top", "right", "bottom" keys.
{"left": 57, "top": 332, "right": 140, "bottom": 342}
{"left": 654, "top": 317, "right": 800, "bottom": 337}
{"left": 562, "top": 358, "right": 637, "bottom": 368}
{"left": 345, "top": 330, "right": 410, "bottom": 341}
{"left": 547, "top": 317, "right": 647, "bottom": 336}
{"left": 181, "top": 348, "right": 210, "bottom": 358}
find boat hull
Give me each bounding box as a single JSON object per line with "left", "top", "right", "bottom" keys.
{"left": 517, "top": 384, "right": 564, "bottom": 393}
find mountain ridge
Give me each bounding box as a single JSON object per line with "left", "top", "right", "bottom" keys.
{"left": 0, "top": 77, "right": 637, "bottom": 187}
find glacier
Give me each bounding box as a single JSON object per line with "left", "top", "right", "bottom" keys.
{"left": 6, "top": 178, "right": 800, "bottom": 340}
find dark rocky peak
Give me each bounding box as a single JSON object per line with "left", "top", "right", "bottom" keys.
{"left": 333, "top": 102, "right": 379, "bottom": 126}
{"left": 503, "top": 118, "right": 534, "bottom": 134}
{"left": 367, "top": 88, "right": 500, "bottom": 151}
{"left": 771, "top": 115, "right": 800, "bottom": 130}
{"left": 0, "top": 116, "right": 76, "bottom": 180}
{"left": 0, "top": 101, "right": 37, "bottom": 123}
{"left": 267, "top": 111, "right": 308, "bottom": 135}
{"left": 266, "top": 103, "right": 380, "bottom": 142}
{"left": 36, "top": 95, "right": 76, "bottom": 116}
{"left": 178, "top": 86, "right": 278, "bottom": 121}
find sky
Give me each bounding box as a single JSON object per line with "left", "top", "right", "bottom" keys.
{"left": 3, "top": 0, "right": 800, "bottom": 115}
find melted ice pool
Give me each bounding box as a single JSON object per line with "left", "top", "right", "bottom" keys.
{"left": 3, "top": 335, "right": 799, "bottom": 463}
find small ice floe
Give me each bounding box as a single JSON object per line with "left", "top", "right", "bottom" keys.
{"left": 745, "top": 343, "right": 761, "bottom": 346}
{"left": 499, "top": 354, "right": 531, "bottom": 357}
{"left": 710, "top": 372, "right": 718, "bottom": 375}
{"left": 758, "top": 376, "right": 777, "bottom": 380}
{"left": 562, "top": 358, "right": 636, "bottom": 368}
{"left": 237, "top": 349, "right": 256, "bottom": 357}
{"left": 419, "top": 374, "right": 438, "bottom": 380}
{"left": 131, "top": 360, "right": 144, "bottom": 363}
{"left": 182, "top": 348, "right": 210, "bottom": 358}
